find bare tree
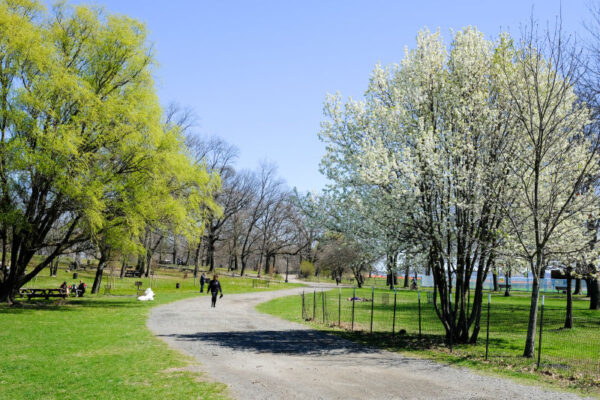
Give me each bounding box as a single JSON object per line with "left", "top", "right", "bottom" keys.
{"left": 500, "top": 19, "right": 599, "bottom": 357}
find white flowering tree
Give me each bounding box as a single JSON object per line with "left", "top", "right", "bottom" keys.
{"left": 320, "top": 28, "right": 519, "bottom": 343}
{"left": 496, "top": 27, "right": 599, "bottom": 357}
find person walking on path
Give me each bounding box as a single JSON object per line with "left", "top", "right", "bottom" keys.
{"left": 207, "top": 275, "right": 223, "bottom": 308}
{"left": 200, "top": 272, "right": 206, "bottom": 293}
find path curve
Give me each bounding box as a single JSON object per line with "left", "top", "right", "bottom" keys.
{"left": 147, "top": 285, "right": 588, "bottom": 400}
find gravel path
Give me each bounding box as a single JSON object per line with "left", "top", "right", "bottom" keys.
{"left": 147, "top": 284, "right": 588, "bottom": 400}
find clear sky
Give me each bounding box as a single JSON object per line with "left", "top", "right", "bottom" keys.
{"left": 56, "top": 0, "right": 589, "bottom": 192}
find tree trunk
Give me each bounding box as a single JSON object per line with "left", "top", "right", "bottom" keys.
{"left": 193, "top": 240, "right": 203, "bottom": 277}
{"left": 492, "top": 269, "right": 499, "bottom": 291}
{"left": 91, "top": 263, "right": 105, "bottom": 294}
{"left": 356, "top": 273, "right": 363, "bottom": 288}
{"left": 403, "top": 265, "right": 410, "bottom": 288}
{"left": 144, "top": 251, "right": 152, "bottom": 277}
{"left": 91, "top": 252, "right": 108, "bottom": 294}
{"left": 136, "top": 254, "right": 145, "bottom": 274}
{"left": 271, "top": 255, "right": 276, "bottom": 275}
{"left": 574, "top": 278, "right": 582, "bottom": 295}
{"left": 1, "top": 229, "right": 7, "bottom": 282}
{"left": 564, "top": 271, "right": 573, "bottom": 328}
{"left": 240, "top": 256, "right": 248, "bottom": 277}
{"left": 206, "top": 235, "right": 215, "bottom": 272}
{"left": 588, "top": 278, "right": 600, "bottom": 310}
{"left": 184, "top": 248, "right": 190, "bottom": 266}
{"left": 504, "top": 270, "right": 511, "bottom": 297}
{"left": 386, "top": 253, "right": 394, "bottom": 290}
{"left": 120, "top": 258, "right": 127, "bottom": 279}
{"left": 263, "top": 254, "right": 270, "bottom": 276}
{"left": 50, "top": 258, "right": 58, "bottom": 276}
{"left": 172, "top": 236, "right": 177, "bottom": 265}
{"left": 523, "top": 276, "right": 541, "bottom": 358}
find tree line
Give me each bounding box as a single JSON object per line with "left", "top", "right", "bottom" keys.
{"left": 0, "top": 1, "right": 318, "bottom": 302}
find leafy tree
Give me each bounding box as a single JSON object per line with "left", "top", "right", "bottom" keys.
{"left": 0, "top": 1, "right": 218, "bottom": 302}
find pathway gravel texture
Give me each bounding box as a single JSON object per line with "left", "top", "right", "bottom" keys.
{"left": 147, "top": 283, "right": 589, "bottom": 400}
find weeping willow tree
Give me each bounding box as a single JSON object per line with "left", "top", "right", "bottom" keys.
{"left": 0, "top": 0, "right": 220, "bottom": 303}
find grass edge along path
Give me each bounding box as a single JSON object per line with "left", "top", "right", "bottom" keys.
{"left": 256, "top": 289, "right": 600, "bottom": 399}
{"left": 0, "top": 275, "right": 301, "bottom": 400}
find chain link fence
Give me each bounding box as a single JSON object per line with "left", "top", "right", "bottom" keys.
{"left": 300, "top": 287, "right": 600, "bottom": 380}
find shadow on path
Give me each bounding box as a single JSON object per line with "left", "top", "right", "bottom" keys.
{"left": 160, "top": 329, "right": 380, "bottom": 356}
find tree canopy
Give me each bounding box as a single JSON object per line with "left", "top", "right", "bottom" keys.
{"left": 0, "top": 0, "right": 220, "bottom": 302}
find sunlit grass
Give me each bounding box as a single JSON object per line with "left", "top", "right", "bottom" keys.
{"left": 0, "top": 267, "right": 301, "bottom": 400}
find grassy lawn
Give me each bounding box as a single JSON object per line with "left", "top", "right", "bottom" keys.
{"left": 257, "top": 287, "right": 600, "bottom": 395}
{"left": 0, "top": 267, "right": 301, "bottom": 400}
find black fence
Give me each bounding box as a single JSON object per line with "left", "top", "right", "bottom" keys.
{"left": 301, "top": 288, "right": 600, "bottom": 380}
{"left": 252, "top": 279, "right": 270, "bottom": 288}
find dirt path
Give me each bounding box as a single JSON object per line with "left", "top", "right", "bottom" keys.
{"left": 147, "top": 285, "right": 588, "bottom": 400}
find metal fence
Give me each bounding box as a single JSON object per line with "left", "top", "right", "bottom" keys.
{"left": 252, "top": 279, "right": 270, "bottom": 288}
{"left": 360, "top": 275, "right": 588, "bottom": 293}
{"left": 300, "top": 287, "right": 600, "bottom": 380}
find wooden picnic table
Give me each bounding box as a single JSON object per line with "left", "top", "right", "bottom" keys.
{"left": 124, "top": 270, "right": 142, "bottom": 278}
{"left": 18, "top": 288, "right": 68, "bottom": 300}
{"left": 555, "top": 285, "right": 568, "bottom": 293}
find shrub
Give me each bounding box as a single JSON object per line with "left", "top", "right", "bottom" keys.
{"left": 299, "top": 261, "right": 315, "bottom": 278}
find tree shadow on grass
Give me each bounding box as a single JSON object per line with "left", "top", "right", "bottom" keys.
{"left": 0, "top": 297, "right": 145, "bottom": 314}
{"left": 161, "top": 329, "right": 381, "bottom": 356}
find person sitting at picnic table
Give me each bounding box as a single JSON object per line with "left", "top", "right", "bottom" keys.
{"left": 410, "top": 277, "right": 418, "bottom": 290}
{"left": 59, "top": 281, "right": 69, "bottom": 296}
{"left": 77, "top": 280, "right": 87, "bottom": 297}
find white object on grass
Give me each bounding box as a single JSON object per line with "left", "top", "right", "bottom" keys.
{"left": 138, "top": 287, "right": 155, "bottom": 301}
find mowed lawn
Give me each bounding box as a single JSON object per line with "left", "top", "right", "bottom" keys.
{"left": 257, "top": 287, "right": 600, "bottom": 393}
{"left": 0, "top": 268, "right": 300, "bottom": 400}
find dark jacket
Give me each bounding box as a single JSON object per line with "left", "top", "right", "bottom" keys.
{"left": 207, "top": 279, "right": 222, "bottom": 294}
{"left": 200, "top": 274, "right": 206, "bottom": 284}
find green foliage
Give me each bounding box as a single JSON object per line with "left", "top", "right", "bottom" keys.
{"left": 0, "top": 0, "right": 220, "bottom": 298}
{"left": 299, "top": 260, "right": 315, "bottom": 278}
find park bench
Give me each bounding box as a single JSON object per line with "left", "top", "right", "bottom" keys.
{"left": 499, "top": 284, "right": 511, "bottom": 289}
{"left": 124, "top": 270, "right": 142, "bottom": 278}
{"left": 555, "top": 286, "right": 568, "bottom": 293}
{"left": 18, "top": 288, "right": 67, "bottom": 300}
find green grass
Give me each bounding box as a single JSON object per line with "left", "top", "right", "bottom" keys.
{"left": 257, "top": 287, "right": 600, "bottom": 395}
{"left": 1, "top": 267, "right": 302, "bottom": 400}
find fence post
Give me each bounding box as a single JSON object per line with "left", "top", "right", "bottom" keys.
{"left": 537, "top": 295, "right": 545, "bottom": 369}
{"left": 448, "top": 292, "right": 453, "bottom": 352}
{"left": 322, "top": 290, "right": 326, "bottom": 324}
{"left": 418, "top": 291, "right": 422, "bottom": 340}
{"left": 351, "top": 286, "right": 356, "bottom": 331}
{"left": 392, "top": 288, "right": 397, "bottom": 336}
{"left": 370, "top": 286, "right": 374, "bottom": 334}
{"left": 302, "top": 291, "right": 305, "bottom": 320}
{"left": 338, "top": 287, "right": 341, "bottom": 328}
{"left": 313, "top": 290, "right": 316, "bottom": 321}
{"left": 485, "top": 293, "right": 490, "bottom": 360}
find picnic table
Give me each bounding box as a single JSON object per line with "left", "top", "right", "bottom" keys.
{"left": 18, "top": 288, "right": 67, "bottom": 300}
{"left": 124, "top": 269, "right": 142, "bottom": 278}
{"left": 555, "top": 285, "right": 568, "bottom": 293}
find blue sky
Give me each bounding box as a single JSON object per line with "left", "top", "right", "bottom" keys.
{"left": 57, "top": 0, "right": 589, "bottom": 192}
